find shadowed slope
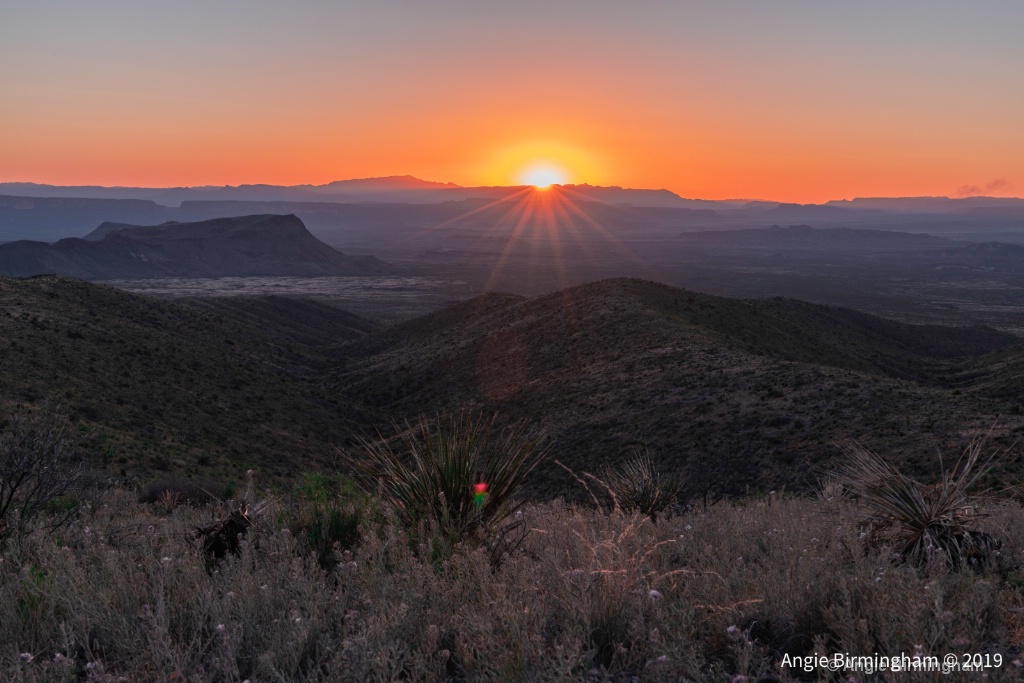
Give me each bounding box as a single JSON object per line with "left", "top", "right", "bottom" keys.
{"left": 328, "top": 278, "right": 1024, "bottom": 497}
{"left": 0, "top": 276, "right": 378, "bottom": 483}
{"left": 182, "top": 295, "right": 379, "bottom": 350}
{"left": 4, "top": 274, "right": 1021, "bottom": 499}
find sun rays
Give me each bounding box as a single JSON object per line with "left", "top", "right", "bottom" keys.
{"left": 396, "top": 183, "right": 656, "bottom": 297}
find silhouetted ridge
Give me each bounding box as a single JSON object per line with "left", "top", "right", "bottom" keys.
{"left": 0, "top": 214, "right": 391, "bottom": 278}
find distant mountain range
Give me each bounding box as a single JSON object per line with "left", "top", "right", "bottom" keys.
{"left": 826, "top": 196, "right": 1024, "bottom": 213}
{"left": 3, "top": 176, "right": 1021, "bottom": 211}
{"left": 0, "top": 176, "right": 721, "bottom": 209}
{"left": 0, "top": 176, "right": 455, "bottom": 206}
{"left": 4, "top": 178, "right": 1024, "bottom": 247}
{"left": 0, "top": 214, "right": 390, "bottom": 278}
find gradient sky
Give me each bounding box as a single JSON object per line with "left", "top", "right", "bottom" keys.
{"left": 2, "top": 1, "right": 1022, "bottom": 202}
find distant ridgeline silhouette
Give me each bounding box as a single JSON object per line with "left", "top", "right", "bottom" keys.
{"left": 0, "top": 214, "right": 391, "bottom": 278}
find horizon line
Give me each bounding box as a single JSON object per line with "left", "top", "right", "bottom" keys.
{"left": 1, "top": 178, "right": 1022, "bottom": 206}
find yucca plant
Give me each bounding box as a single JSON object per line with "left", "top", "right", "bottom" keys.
{"left": 602, "top": 447, "right": 685, "bottom": 523}
{"left": 839, "top": 438, "right": 1003, "bottom": 568}
{"left": 346, "top": 412, "right": 547, "bottom": 544}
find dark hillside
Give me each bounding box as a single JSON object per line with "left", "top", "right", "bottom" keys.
{"left": 0, "top": 276, "right": 377, "bottom": 483}
{"left": 945, "top": 345, "right": 1024, "bottom": 404}
{"left": 630, "top": 280, "right": 1019, "bottom": 381}
{"left": 4, "top": 275, "right": 1020, "bottom": 500}
{"left": 328, "top": 278, "right": 1024, "bottom": 497}
{"left": 183, "top": 296, "right": 379, "bottom": 353}
{"left": 341, "top": 291, "right": 527, "bottom": 353}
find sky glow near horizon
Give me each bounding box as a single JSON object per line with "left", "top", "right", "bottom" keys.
{"left": 1, "top": 1, "right": 1022, "bottom": 202}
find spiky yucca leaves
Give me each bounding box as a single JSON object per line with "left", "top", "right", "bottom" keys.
{"left": 348, "top": 412, "right": 547, "bottom": 543}
{"left": 840, "top": 439, "right": 1003, "bottom": 568}
{"left": 602, "top": 447, "right": 685, "bottom": 523}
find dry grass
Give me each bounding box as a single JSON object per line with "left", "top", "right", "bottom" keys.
{"left": 2, "top": 485, "right": 1023, "bottom": 682}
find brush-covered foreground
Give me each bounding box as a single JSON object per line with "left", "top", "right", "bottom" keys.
{"left": 3, "top": 488, "right": 1024, "bottom": 682}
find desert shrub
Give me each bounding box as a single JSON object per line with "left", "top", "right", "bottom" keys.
{"left": 138, "top": 478, "right": 225, "bottom": 508}
{"left": 346, "top": 412, "right": 546, "bottom": 555}
{"left": 192, "top": 470, "right": 276, "bottom": 566}
{"left": 280, "top": 472, "right": 370, "bottom": 570}
{"left": 815, "top": 472, "right": 846, "bottom": 513}
{"left": 839, "top": 438, "right": 1005, "bottom": 568}
{"left": 0, "top": 405, "right": 82, "bottom": 547}
{"left": 602, "top": 447, "right": 685, "bottom": 523}
{"left": 546, "top": 506, "right": 681, "bottom": 671}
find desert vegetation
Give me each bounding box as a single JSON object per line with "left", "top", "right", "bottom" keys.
{"left": 5, "top": 277, "right": 1024, "bottom": 680}
{"left": 598, "top": 447, "right": 685, "bottom": 523}
{"left": 3, "top": 417, "right": 1023, "bottom": 682}
{"left": 0, "top": 405, "right": 82, "bottom": 549}
{"left": 5, "top": 275, "right": 1024, "bottom": 505}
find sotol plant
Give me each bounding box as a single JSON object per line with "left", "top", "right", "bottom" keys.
{"left": 839, "top": 438, "right": 1005, "bottom": 568}
{"left": 346, "top": 412, "right": 547, "bottom": 545}
{"left": 602, "top": 447, "right": 685, "bottom": 523}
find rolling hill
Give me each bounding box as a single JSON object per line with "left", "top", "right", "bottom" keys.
{"left": 0, "top": 275, "right": 381, "bottom": 484}
{"left": 327, "top": 278, "right": 1024, "bottom": 497}
{"left": 3, "top": 275, "right": 1023, "bottom": 499}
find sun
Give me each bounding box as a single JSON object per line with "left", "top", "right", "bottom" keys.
{"left": 479, "top": 140, "right": 603, "bottom": 188}
{"left": 519, "top": 163, "right": 569, "bottom": 189}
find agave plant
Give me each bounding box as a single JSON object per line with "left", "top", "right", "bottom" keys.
{"left": 602, "top": 447, "right": 685, "bottom": 523}
{"left": 347, "top": 412, "right": 547, "bottom": 542}
{"left": 839, "top": 438, "right": 1003, "bottom": 568}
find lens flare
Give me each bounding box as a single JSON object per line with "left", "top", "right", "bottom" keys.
{"left": 473, "top": 482, "right": 488, "bottom": 507}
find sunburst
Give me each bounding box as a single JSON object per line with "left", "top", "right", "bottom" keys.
{"left": 405, "top": 184, "right": 651, "bottom": 294}
{"left": 518, "top": 164, "right": 568, "bottom": 189}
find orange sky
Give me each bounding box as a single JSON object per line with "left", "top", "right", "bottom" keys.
{"left": 2, "top": 2, "right": 1022, "bottom": 203}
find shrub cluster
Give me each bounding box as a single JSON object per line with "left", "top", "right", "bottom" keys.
{"left": 345, "top": 412, "right": 546, "bottom": 566}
